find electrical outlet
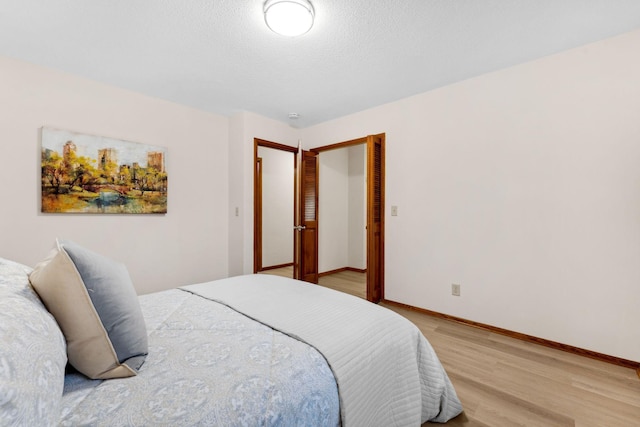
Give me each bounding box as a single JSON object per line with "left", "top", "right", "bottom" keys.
{"left": 451, "top": 284, "right": 461, "bottom": 296}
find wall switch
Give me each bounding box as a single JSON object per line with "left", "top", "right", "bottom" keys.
{"left": 235, "top": 207, "right": 239, "bottom": 217}
{"left": 451, "top": 284, "right": 461, "bottom": 296}
{"left": 391, "top": 206, "right": 398, "bottom": 216}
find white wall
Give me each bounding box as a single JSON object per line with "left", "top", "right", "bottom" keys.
{"left": 319, "top": 149, "right": 349, "bottom": 272}
{"left": 227, "top": 113, "right": 245, "bottom": 277}
{"left": 300, "top": 30, "right": 640, "bottom": 362}
{"left": 0, "top": 56, "right": 230, "bottom": 295}
{"left": 318, "top": 145, "right": 367, "bottom": 273}
{"left": 258, "top": 146, "right": 294, "bottom": 267}
{"left": 3, "top": 28, "right": 638, "bottom": 362}
{"left": 347, "top": 145, "right": 366, "bottom": 270}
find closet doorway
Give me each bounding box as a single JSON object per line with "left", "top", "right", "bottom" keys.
{"left": 313, "top": 134, "right": 385, "bottom": 303}
{"left": 253, "top": 134, "right": 385, "bottom": 303}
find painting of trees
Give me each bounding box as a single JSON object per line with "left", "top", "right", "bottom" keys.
{"left": 41, "top": 150, "right": 99, "bottom": 193}
{"left": 41, "top": 128, "right": 168, "bottom": 214}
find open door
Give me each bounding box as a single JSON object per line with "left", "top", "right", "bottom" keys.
{"left": 294, "top": 150, "right": 319, "bottom": 283}
{"left": 366, "top": 134, "right": 384, "bottom": 303}
{"left": 253, "top": 157, "right": 263, "bottom": 273}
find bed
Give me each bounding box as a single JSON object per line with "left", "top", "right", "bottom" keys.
{"left": 1, "top": 240, "right": 462, "bottom": 426}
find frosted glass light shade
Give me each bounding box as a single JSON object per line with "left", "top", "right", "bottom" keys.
{"left": 264, "top": 0, "right": 314, "bottom": 37}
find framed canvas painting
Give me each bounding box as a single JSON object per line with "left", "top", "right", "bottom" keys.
{"left": 40, "top": 127, "right": 168, "bottom": 214}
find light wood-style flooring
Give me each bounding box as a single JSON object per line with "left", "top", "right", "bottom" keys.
{"left": 260, "top": 266, "right": 367, "bottom": 298}
{"left": 260, "top": 267, "right": 640, "bottom": 426}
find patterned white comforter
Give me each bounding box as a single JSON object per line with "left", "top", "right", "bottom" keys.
{"left": 184, "top": 274, "right": 463, "bottom": 426}
{"left": 60, "top": 288, "right": 340, "bottom": 426}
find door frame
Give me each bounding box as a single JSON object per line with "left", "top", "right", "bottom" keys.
{"left": 311, "top": 133, "right": 385, "bottom": 302}
{"left": 253, "top": 138, "right": 298, "bottom": 274}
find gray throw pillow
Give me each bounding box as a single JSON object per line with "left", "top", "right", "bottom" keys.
{"left": 29, "top": 239, "right": 148, "bottom": 379}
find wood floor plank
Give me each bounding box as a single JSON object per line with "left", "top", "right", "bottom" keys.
{"left": 454, "top": 373, "right": 575, "bottom": 427}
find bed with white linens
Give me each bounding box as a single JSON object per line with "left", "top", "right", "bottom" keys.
{"left": 1, "top": 241, "right": 462, "bottom": 426}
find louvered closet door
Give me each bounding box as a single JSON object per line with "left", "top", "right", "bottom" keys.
{"left": 367, "top": 134, "right": 385, "bottom": 302}
{"left": 297, "top": 150, "right": 319, "bottom": 284}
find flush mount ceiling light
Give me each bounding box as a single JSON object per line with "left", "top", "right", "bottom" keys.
{"left": 264, "top": 0, "right": 315, "bottom": 37}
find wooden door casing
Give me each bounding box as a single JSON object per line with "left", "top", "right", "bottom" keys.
{"left": 254, "top": 139, "right": 298, "bottom": 275}
{"left": 311, "top": 134, "right": 385, "bottom": 302}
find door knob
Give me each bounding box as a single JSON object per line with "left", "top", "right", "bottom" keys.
{"left": 293, "top": 225, "right": 306, "bottom": 231}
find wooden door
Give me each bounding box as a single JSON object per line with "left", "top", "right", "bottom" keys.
{"left": 366, "top": 134, "right": 385, "bottom": 302}
{"left": 253, "top": 157, "right": 263, "bottom": 273}
{"left": 295, "top": 150, "right": 319, "bottom": 283}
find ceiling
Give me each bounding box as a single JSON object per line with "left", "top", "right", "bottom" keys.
{"left": 1, "top": 1, "right": 639, "bottom": 128}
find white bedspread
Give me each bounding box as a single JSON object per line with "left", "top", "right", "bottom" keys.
{"left": 183, "top": 274, "right": 462, "bottom": 426}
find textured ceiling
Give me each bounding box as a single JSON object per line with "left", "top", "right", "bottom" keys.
{"left": 1, "top": 0, "right": 639, "bottom": 128}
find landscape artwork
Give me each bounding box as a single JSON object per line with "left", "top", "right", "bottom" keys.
{"left": 41, "top": 127, "right": 168, "bottom": 214}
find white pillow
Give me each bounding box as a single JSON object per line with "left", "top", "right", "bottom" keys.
{"left": 0, "top": 257, "right": 67, "bottom": 425}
